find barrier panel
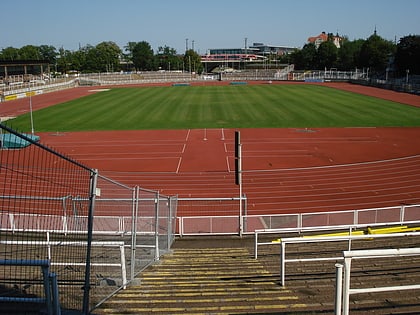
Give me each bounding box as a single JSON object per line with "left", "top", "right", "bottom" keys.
{"left": 0, "top": 124, "right": 95, "bottom": 313}
{"left": 0, "top": 124, "right": 177, "bottom": 314}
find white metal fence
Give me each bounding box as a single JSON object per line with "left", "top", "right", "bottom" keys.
{"left": 336, "top": 248, "right": 420, "bottom": 315}
{"left": 3, "top": 203, "right": 419, "bottom": 237}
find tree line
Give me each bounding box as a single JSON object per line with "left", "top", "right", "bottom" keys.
{"left": 1, "top": 32, "right": 419, "bottom": 76}
{"left": 0, "top": 41, "right": 202, "bottom": 74}
{"left": 283, "top": 32, "right": 420, "bottom": 76}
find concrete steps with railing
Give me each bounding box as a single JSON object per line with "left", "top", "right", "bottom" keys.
{"left": 95, "top": 235, "right": 420, "bottom": 314}
{"left": 96, "top": 246, "right": 313, "bottom": 314}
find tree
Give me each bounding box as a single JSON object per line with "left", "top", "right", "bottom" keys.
{"left": 124, "top": 42, "right": 137, "bottom": 60}
{"left": 317, "top": 40, "right": 338, "bottom": 69}
{"left": 132, "top": 41, "right": 154, "bottom": 71}
{"left": 84, "top": 45, "right": 102, "bottom": 72}
{"left": 39, "top": 45, "right": 57, "bottom": 63}
{"left": 301, "top": 43, "right": 317, "bottom": 70}
{"left": 358, "top": 32, "right": 396, "bottom": 74}
{"left": 183, "top": 49, "right": 203, "bottom": 73}
{"left": 56, "top": 47, "right": 72, "bottom": 74}
{"left": 338, "top": 38, "right": 365, "bottom": 70}
{"left": 394, "top": 35, "right": 420, "bottom": 75}
{"left": 156, "top": 46, "right": 182, "bottom": 71}
{"left": 69, "top": 47, "right": 88, "bottom": 73}
{"left": 0, "top": 47, "right": 20, "bottom": 60}
{"left": 19, "top": 45, "right": 41, "bottom": 60}
{"left": 95, "top": 41, "right": 122, "bottom": 72}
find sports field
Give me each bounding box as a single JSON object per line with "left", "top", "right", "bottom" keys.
{"left": 7, "top": 84, "right": 420, "bottom": 132}
{"left": 2, "top": 82, "right": 420, "bottom": 218}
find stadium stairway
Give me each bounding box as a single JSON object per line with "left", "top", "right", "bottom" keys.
{"left": 95, "top": 236, "right": 420, "bottom": 315}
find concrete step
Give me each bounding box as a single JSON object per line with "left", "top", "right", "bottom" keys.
{"left": 96, "top": 247, "right": 306, "bottom": 314}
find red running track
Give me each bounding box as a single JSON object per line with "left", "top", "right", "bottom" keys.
{"left": 36, "top": 127, "right": 420, "bottom": 216}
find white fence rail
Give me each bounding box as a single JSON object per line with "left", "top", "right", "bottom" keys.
{"left": 2, "top": 204, "right": 420, "bottom": 237}
{"left": 255, "top": 232, "right": 420, "bottom": 287}
{"left": 337, "top": 248, "right": 420, "bottom": 315}
{"left": 0, "top": 239, "right": 129, "bottom": 290}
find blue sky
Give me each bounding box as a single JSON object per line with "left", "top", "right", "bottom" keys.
{"left": 2, "top": 0, "right": 419, "bottom": 54}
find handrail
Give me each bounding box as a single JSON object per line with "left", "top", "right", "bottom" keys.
{"left": 254, "top": 220, "right": 420, "bottom": 259}
{"left": 0, "top": 240, "right": 128, "bottom": 289}
{"left": 337, "top": 248, "right": 420, "bottom": 315}
{"left": 254, "top": 232, "right": 420, "bottom": 287}
{"left": 0, "top": 259, "right": 58, "bottom": 315}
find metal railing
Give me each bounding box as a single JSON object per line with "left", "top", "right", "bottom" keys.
{"left": 0, "top": 124, "right": 177, "bottom": 314}
{"left": 336, "top": 248, "right": 420, "bottom": 315}
{"left": 261, "top": 232, "right": 420, "bottom": 287}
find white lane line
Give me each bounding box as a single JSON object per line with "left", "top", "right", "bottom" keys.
{"left": 226, "top": 156, "right": 231, "bottom": 173}
{"left": 185, "top": 129, "right": 191, "bottom": 141}
{"left": 176, "top": 157, "right": 182, "bottom": 174}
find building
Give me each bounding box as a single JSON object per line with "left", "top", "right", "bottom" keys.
{"left": 208, "top": 43, "right": 295, "bottom": 57}
{"left": 249, "top": 43, "right": 296, "bottom": 56}
{"left": 307, "top": 32, "right": 342, "bottom": 48}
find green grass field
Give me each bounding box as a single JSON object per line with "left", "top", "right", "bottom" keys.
{"left": 8, "top": 84, "right": 420, "bottom": 132}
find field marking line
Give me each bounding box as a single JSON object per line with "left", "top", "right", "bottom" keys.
{"left": 226, "top": 156, "right": 231, "bottom": 173}
{"left": 176, "top": 157, "right": 182, "bottom": 174}
{"left": 181, "top": 143, "right": 186, "bottom": 154}
{"left": 185, "top": 129, "right": 191, "bottom": 141}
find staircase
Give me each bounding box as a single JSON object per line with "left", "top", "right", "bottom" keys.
{"left": 96, "top": 246, "right": 311, "bottom": 314}
{"left": 95, "top": 236, "right": 420, "bottom": 315}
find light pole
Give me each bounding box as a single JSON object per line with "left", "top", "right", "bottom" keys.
{"left": 406, "top": 69, "right": 410, "bottom": 84}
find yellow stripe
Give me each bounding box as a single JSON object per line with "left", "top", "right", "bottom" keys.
{"left": 5, "top": 94, "right": 17, "bottom": 101}
{"left": 368, "top": 226, "right": 407, "bottom": 234}
{"left": 303, "top": 230, "right": 364, "bottom": 238}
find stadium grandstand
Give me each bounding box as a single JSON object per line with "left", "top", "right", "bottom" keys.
{"left": 201, "top": 42, "right": 296, "bottom": 72}
{"left": 0, "top": 60, "right": 50, "bottom": 83}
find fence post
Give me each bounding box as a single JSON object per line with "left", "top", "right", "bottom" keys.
{"left": 342, "top": 256, "right": 352, "bottom": 315}
{"left": 49, "top": 272, "right": 61, "bottom": 315}
{"left": 335, "top": 263, "right": 343, "bottom": 315}
{"left": 46, "top": 232, "right": 52, "bottom": 260}
{"left": 82, "top": 169, "right": 98, "bottom": 315}
{"left": 254, "top": 231, "right": 258, "bottom": 259}
{"left": 9, "top": 213, "right": 15, "bottom": 232}
{"left": 242, "top": 194, "right": 247, "bottom": 233}
{"left": 400, "top": 204, "right": 405, "bottom": 223}
{"left": 120, "top": 245, "right": 127, "bottom": 289}
{"left": 130, "top": 186, "right": 139, "bottom": 281}
{"left": 41, "top": 264, "right": 53, "bottom": 315}
{"left": 167, "top": 196, "right": 172, "bottom": 251}
{"left": 280, "top": 241, "right": 286, "bottom": 286}
{"left": 353, "top": 210, "right": 358, "bottom": 225}
{"left": 154, "top": 192, "right": 160, "bottom": 261}
{"left": 297, "top": 213, "right": 302, "bottom": 229}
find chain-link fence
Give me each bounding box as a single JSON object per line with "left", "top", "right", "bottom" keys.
{"left": 0, "top": 124, "right": 177, "bottom": 314}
